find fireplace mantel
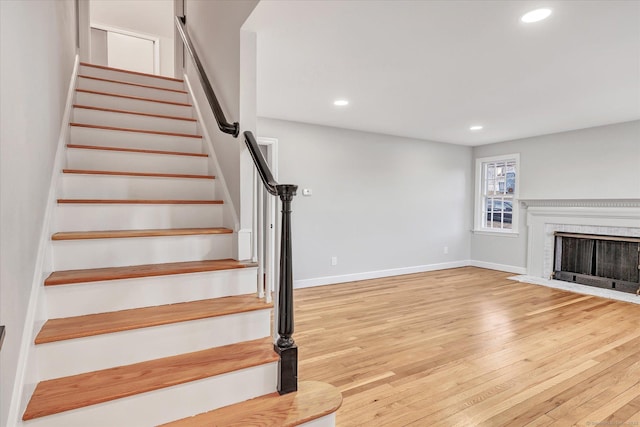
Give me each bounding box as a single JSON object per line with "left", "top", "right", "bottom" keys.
{"left": 522, "top": 199, "right": 640, "bottom": 279}
{"left": 520, "top": 198, "right": 640, "bottom": 209}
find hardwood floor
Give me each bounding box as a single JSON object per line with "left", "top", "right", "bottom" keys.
{"left": 294, "top": 267, "right": 640, "bottom": 427}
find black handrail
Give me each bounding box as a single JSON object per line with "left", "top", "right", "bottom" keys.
{"left": 0, "top": 325, "right": 5, "bottom": 352}
{"left": 175, "top": 16, "right": 298, "bottom": 394}
{"left": 175, "top": 16, "right": 239, "bottom": 137}
{"left": 244, "top": 131, "right": 278, "bottom": 195}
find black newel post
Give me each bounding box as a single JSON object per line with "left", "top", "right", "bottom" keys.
{"left": 274, "top": 184, "right": 298, "bottom": 394}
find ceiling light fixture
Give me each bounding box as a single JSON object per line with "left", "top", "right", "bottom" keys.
{"left": 470, "top": 125, "right": 483, "bottom": 131}
{"left": 521, "top": 8, "right": 552, "bottom": 23}
{"left": 333, "top": 99, "right": 349, "bottom": 106}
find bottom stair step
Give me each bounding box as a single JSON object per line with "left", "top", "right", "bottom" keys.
{"left": 23, "top": 337, "right": 278, "bottom": 421}
{"left": 160, "top": 381, "right": 343, "bottom": 427}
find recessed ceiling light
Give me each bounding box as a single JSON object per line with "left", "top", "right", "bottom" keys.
{"left": 521, "top": 8, "right": 552, "bottom": 23}
{"left": 470, "top": 125, "right": 483, "bottom": 131}
{"left": 333, "top": 99, "right": 349, "bottom": 106}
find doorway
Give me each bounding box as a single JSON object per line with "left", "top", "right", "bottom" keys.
{"left": 90, "top": 25, "right": 159, "bottom": 74}
{"left": 77, "top": 0, "right": 176, "bottom": 77}
{"left": 255, "top": 137, "right": 279, "bottom": 302}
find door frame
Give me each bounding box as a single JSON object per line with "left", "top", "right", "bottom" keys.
{"left": 77, "top": 0, "right": 91, "bottom": 62}
{"left": 174, "top": 0, "right": 185, "bottom": 77}
{"left": 255, "top": 137, "right": 279, "bottom": 301}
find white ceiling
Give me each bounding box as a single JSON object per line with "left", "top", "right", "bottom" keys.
{"left": 244, "top": 0, "right": 640, "bottom": 146}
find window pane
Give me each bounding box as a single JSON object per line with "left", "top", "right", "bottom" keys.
{"left": 506, "top": 161, "right": 516, "bottom": 194}
{"left": 486, "top": 164, "right": 495, "bottom": 180}
{"left": 488, "top": 180, "right": 497, "bottom": 196}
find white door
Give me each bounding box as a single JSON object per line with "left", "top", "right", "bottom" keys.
{"left": 90, "top": 26, "right": 158, "bottom": 74}
{"left": 107, "top": 32, "right": 155, "bottom": 74}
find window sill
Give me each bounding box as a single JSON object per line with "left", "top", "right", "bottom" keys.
{"left": 472, "top": 229, "right": 520, "bottom": 238}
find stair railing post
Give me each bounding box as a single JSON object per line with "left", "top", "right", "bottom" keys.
{"left": 274, "top": 183, "right": 298, "bottom": 394}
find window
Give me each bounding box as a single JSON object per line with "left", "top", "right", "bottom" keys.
{"left": 474, "top": 154, "right": 520, "bottom": 234}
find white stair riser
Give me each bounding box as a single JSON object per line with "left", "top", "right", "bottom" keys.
{"left": 70, "top": 126, "right": 203, "bottom": 154}
{"left": 77, "top": 77, "right": 189, "bottom": 104}
{"left": 37, "top": 310, "right": 270, "bottom": 380}
{"left": 59, "top": 174, "right": 216, "bottom": 200}
{"left": 73, "top": 108, "right": 197, "bottom": 135}
{"left": 22, "top": 363, "right": 277, "bottom": 427}
{"left": 52, "top": 234, "right": 233, "bottom": 270}
{"left": 45, "top": 268, "right": 258, "bottom": 318}
{"left": 54, "top": 204, "right": 223, "bottom": 232}
{"left": 300, "top": 415, "right": 337, "bottom": 427}
{"left": 67, "top": 148, "right": 208, "bottom": 175}
{"left": 75, "top": 91, "right": 193, "bottom": 118}
{"left": 78, "top": 65, "right": 185, "bottom": 91}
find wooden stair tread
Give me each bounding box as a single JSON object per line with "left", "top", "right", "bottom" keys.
{"left": 76, "top": 89, "right": 191, "bottom": 107}
{"left": 160, "top": 381, "right": 343, "bottom": 427}
{"left": 80, "top": 62, "right": 184, "bottom": 82}
{"left": 35, "top": 294, "right": 272, "bottom": 343}
{"left": 67, "top": 144, "right": 207, "bottom": 157}
{"left": 63, "top": 169, "right": 215, "bottom": 180}
{"left": 22, "top": 337, "right": 277, "bottom": 420}
{"left": 73, "top": 105, "right": 197, "bottom": 122}
{"left": 78, "top": 75, "right": 188, "bottom": 94}
{"left": 45, "top": 259, "right": 257, "bottom": 286}
{"left": 52, "top": 227, "right": 232, "bottom": 240}
{"left": 70, "top": 122, "right": 201, "bottom": 139}
{"left": 57, "top": 199, "right": 223, "bottom": 205}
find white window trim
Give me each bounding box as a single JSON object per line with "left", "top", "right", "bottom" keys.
{"left": 474, "top": 153, "right": 520, "bottom": 236}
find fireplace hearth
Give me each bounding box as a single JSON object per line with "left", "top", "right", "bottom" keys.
{"left": 553, "top": 232, "right": 640, "bottom": 294}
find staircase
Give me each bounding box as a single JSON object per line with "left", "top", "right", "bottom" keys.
{"left": 20, "top": 63, "right": 341, "bottom": 426}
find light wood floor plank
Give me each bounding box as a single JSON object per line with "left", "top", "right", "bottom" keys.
{"left": 294, "top": 267, "right": 640, "bottom": 426}
{"left": 576, "top": 383, "right": 640, "bottom": 426}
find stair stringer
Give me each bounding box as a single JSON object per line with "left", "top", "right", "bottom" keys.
{"left": 7, "top": 55, "right": 81, "bottom": 427}
{"left": 182, "top": 74, "right": 245, "bottom": 260}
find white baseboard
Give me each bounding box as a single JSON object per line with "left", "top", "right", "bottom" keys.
{"left": 468, "top": 260, "right": 527, "bottom": 275}
{"left": 293, "top": 260, "right": 528, "bottom": 289}
{"left": 294, "top": 261, "right": 469, "bottom": 289}
{"left": 7, "top": 55, "right": 80, "bottom": 427}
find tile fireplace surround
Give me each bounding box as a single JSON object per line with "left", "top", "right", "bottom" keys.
{"left": 512, "top": 199, "right": 640, "bottom": 304}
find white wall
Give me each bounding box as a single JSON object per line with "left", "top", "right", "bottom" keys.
{"left": 470, "top": 120, "right": 640, "bottom": 270}
{"left": 0, "top": 1, "right": 77, "bottom": 425}
{"left": 90, "top": 0, "right": 175, "bottom": 77}
{"left": 258, "top": 118, "right": 473, "bottom": 285}
{"left": 183, "top": 0, "right": 259, "bottom": 244}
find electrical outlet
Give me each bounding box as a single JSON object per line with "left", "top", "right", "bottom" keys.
{"left": 331, "top": 256, "right": 338, "bottom": 266}
{"left": 443, "top": 246, "right": 449, "bottom": 254}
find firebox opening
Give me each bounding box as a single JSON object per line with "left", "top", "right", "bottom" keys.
{"left": 553, "top": 232, "right": 640, "bottom": 295}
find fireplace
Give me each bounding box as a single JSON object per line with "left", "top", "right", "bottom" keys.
{"left": 553, "top": 232, "right": 640, "bottom": 294}
{"left": 517, "top": 199, "right": 640, "bottom": 303}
